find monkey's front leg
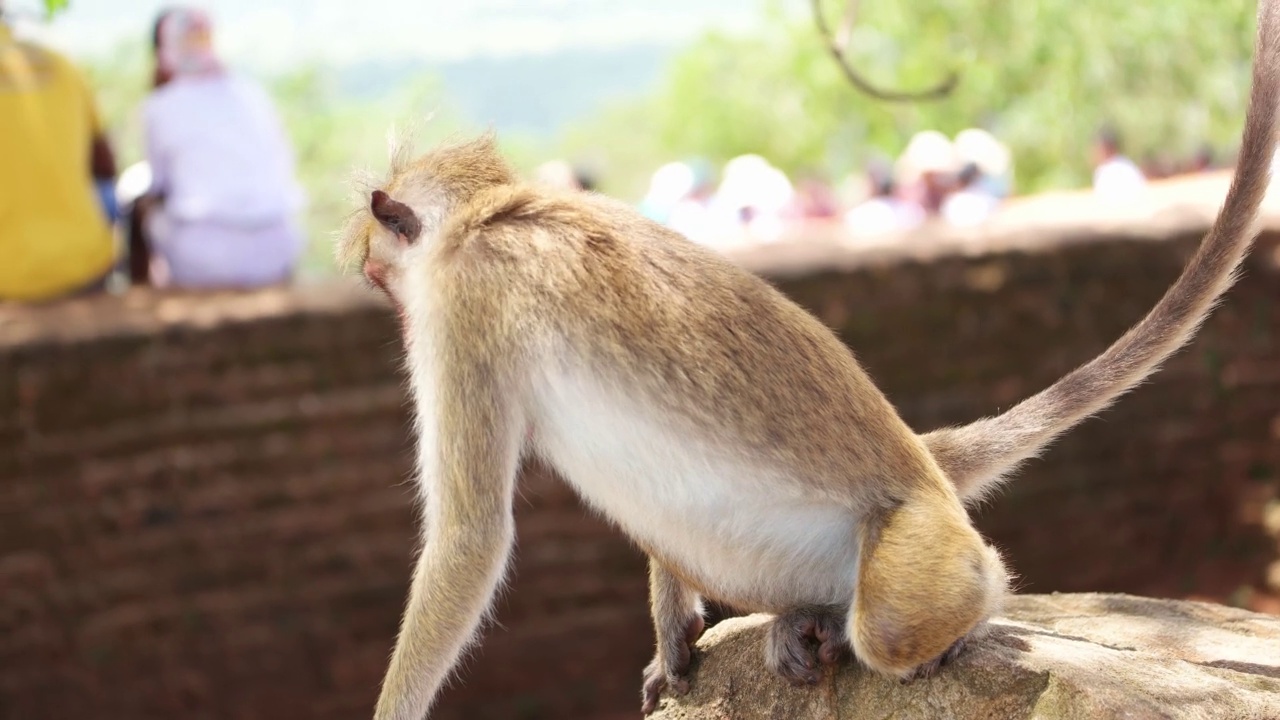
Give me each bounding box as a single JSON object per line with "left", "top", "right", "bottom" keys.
{"left": 372, "top": 354, "right": 524, "bottom": 720}
{"left": 640, "top": 560, "right": 705, "bottom": 714}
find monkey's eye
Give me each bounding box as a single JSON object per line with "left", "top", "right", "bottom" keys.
{"left": 370, "top": 190, "right": 423, "bottom": 245}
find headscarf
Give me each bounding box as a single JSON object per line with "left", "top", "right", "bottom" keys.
{"left": 155, "top": 7, "right": 223, "bottom": 80}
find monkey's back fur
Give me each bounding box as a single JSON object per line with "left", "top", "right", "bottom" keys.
{"left": 448, "top": 183, "right": 991, "bottom": 611}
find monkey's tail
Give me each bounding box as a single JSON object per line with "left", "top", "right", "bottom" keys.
{"left": 923, "top": 0, "right": 1280, "bottom": 505}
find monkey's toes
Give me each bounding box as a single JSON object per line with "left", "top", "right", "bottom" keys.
{"left": 765, "top": 608, "right": 849, "bottom": 686}
{"left": 640, "top": 659, "right": 691, "bottom": 715}
{"left": 640, "top": 669, "right": 666, "bottom": 715}
{"left": 640, "top": 616, "right": 703, "bottom": 714}
{"left": 900, "top": 635, "right": 968, "bottom": 683}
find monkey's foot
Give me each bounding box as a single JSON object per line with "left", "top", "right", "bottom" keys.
{"left": 764, "top": 606, "right": 850, "bottom": 686}
{"left": 640, "top": 614, "right": 705, "bottom": 714}
{"left": 900, "top": 635, "right": 969, "bottom": 683}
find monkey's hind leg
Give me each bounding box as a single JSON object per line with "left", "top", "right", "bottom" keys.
{"left": 641, "top": 560, "right": 705, "bottom": 714}
{"left": 848, "top": 497, "right": 1007, "bottom": 681}
{"left": 764, "top": 605, "right": 851, "bottom": 686}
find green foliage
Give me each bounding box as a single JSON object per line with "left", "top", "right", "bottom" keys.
{"left": 43, "top": 0, "right": 69, "bottom": 17}
{"left": 566, "top": 0, "right": 1257, "bottom": 195}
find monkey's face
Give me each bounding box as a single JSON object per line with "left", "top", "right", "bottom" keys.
{"left": 339, "top": 132, "right": 517, "bottom": 310}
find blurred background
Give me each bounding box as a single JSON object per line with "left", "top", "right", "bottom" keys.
{"left": 2, "top": 0, "right": 1264, "bottom": 276}
{"left": 3, "top": 1, "right": 1279, "bottom": 719}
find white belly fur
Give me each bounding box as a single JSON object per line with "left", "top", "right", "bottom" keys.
{"left": 529, "top": 365, "right": 860, "bottom": 611}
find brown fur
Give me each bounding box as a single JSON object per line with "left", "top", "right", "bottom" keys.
{"left": 339, "top": 5, "right": 1280, "bottom": 717}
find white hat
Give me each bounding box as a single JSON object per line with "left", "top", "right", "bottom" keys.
{"left": 898, "top": 130, "right": 957, "bottom": 179}
{"left": 954, "top": 128, "right": 1011, "bottom": 176}
{"left": 644, "top": 162, "right": 697, "bottom": 205}
{"left": 716, "top": 154, "right": 793, "bottom": 213}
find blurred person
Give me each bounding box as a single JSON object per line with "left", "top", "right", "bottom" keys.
{"left": 1189, "top": 143, "right": 1215, "bottom": 173}
{"left": 115, "top": 160, "right": 157, "bottom": 284}
{"left": 709, "top": 154, "right": 794, "bottom": 243}
{"left": 134, "top": 6, "right": 306, "bottom": 289}
{"left": 953, "top": 127, "right": 1012, "bottom": 199}
{"left": 574, "top": 166, "right": 598, "bottom": 193}
{"left": 843, "top": 159, "right": 922, "bottom": 236}
{"left": 639, "top": 161, "right": 696, "bottom": 224}
{"left": 1139, "top": 153, "right": 1160, "bottom": 179}
{"left": 1140, "top": 152, "right": 1176, "bottom": 180}
{"left": 1091, "top": 125, "right": 1146, "bottom": 197}
{"left": 941, "top": 162, "right": 999, "bottom": 227}
{"left": 896, "top": 130, "right": 956, "bottom": 216}
{"left": 666, "top": 159, "right": 719, "bottom": 244}
{"left": 0, "top": 1, "right": 120, "bottom": 302}
{"left": 792, "top": 175, "right": 841, "bottom": 220}
{"left": 833, "top": 170, "right": 869, "bottom": 209}
{"left": 534, "top": 159, "right": 582, "bottom": 191}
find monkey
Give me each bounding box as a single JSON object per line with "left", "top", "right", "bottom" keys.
{"left": 335, "top": 2, "right": 1280, "bottom": 716}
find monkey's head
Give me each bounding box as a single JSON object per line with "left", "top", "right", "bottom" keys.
{"left": 337, "top": 132, "right": 516, "bottom": 304}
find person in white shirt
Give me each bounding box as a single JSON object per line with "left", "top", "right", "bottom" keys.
{"left": 136, "top": 6, "right": 305, "bottom": 289}
{"left": 1091, "top": 126, "right": 1146, "bottom": 199}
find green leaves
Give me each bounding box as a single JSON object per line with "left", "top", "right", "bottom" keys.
{"left": 43, "top": 0, "right": 70, "bottom": 17}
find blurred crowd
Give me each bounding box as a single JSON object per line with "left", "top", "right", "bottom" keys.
{"left": 538, "top": 126, "right": 1227, "bottom": 251}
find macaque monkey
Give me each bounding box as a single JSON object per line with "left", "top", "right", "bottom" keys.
{"left": 336, "top": 2, "right": 1280, "bottom": 716}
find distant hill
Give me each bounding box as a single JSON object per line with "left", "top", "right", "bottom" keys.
{"left": 334, "top": 44, "right": 674, "bottom": 138}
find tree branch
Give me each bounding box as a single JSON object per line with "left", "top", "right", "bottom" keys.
{"left": 811, "top": 0, "right": 959, "bottom": 102}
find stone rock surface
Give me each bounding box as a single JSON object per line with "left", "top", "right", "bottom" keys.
{"left": 648, "top": 594, "right": 1280, "bottom": 720}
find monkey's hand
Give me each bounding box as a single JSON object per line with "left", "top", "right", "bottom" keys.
{"left": 640, "top": 613, "right": 704, "bottom": 714}
{"left": 764, "top": 606, "right": 851, "bottom": 686}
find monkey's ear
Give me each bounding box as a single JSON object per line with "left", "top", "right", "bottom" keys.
{"left": 370, "top": 190, "right": 422, "bottom": 244}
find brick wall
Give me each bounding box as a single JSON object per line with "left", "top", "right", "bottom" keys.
{"left": 3, "top": 200, "right": 1279, "bottom": 719}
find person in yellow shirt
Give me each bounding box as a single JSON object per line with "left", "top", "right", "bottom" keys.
{"left": 0, "top": 5, "right": 119, "bottom": 302}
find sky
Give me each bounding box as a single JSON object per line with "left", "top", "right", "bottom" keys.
{"left": 6, "top": 0, "right": 797, "bottom": 71}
